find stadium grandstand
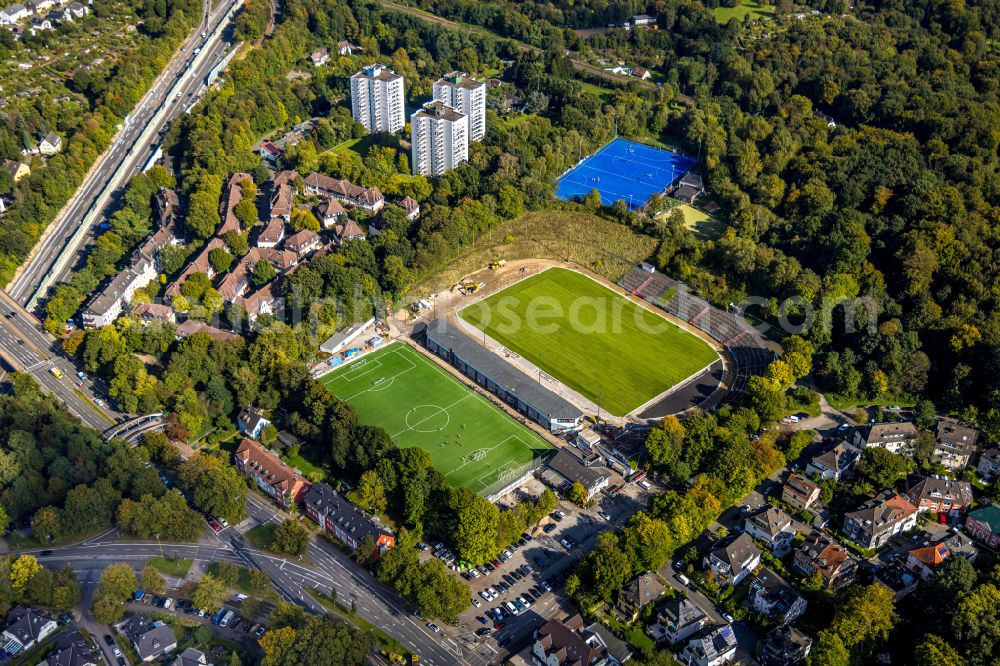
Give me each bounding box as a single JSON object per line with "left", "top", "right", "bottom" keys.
{"left": 619, "top": 264, "right": 774, "bottom": 403}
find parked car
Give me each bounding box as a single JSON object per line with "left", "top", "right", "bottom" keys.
{"left": 598, "top": 511, "right": 611, "bottom": 521}
{"left": 543, "top": 523, "right": 557, "bottom": 534}
{"left": 521, "top": 564, "right": 533, "bottom": 574}
{"left": 103, "top": 635, "right": 115, "bottom": 647}
{"left": 476, "top": 628, "right": 491, "bottom": 636}
{"left": 427, "top": 623, "right": 440, "bottom": 634}
{"left": 255, "top": 626, "right": 266, "bottom": 638}
{"left": 471, "top": 598, "right": 481, "bottom": 608}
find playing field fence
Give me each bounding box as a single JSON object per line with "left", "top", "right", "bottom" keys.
{"left": 482, "top": 453, "right": 550, "bottom": 502}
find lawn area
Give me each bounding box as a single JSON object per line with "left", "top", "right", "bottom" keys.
{"left": 325, "top": 134, "right": 378, "bottom": 156}
{"left": 146, "top": 556, "right": 193, "bottom": 578}
{"left": 244, "top": 523, "right": 276, "bottom": 552}
{"left": 655, "top": 202, "right": 726, "bottom": 240}
{"left": 321, "top": 343, "right": 554, "bottom": 496}
{"left": 206, "top": 562, "right": 280, "bottom": 603}
{"left": 460, "top": 268, "right": 718, "bottom": 416}
{"left": 283, "top": 448, "right": 327, "bottom": 482}
{"left": 714, "top": 0, "right": 775, "bottom": 23}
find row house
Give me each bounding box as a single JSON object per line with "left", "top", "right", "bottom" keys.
{"left": 220, "top": 172, "right": 252, "bottom": 236}
{"left": 303, "top": 482, "right": 395, "bottom": 553}
{"left": 902, "top": 475, "right": 973, "bottom": 518}
{"left": 842, "top": 492, "right": 918, "bottom": 550}
{"left": 165, "top": 238, "right": 225, "bottom": 299}
{"left": 132, "top": 302, "right": 176, "bottom": 325}
{"left": 174, "top": 319, "right": 239, "bottom": 343}
{"left": 217, "top": 247, "right": 297, "bottom": 303}
{"left": 270, "top": 172, "right": 296, "bottom": 221}
{"left": 234, "top": 439, "right": 309, "bottom": 509}
{"left": 304, "top": 172, "right": 384, "bottom": 212}
{"left": 257, "top": 217, "right": 285, "bottom": 248}
{"left": 285, "top": 229, "right": 321, "bottom": 257}
{"left": 235, "top": 282, "right": 281, "bottom": 324}
{"left": 531, "top": 616, "right": 609, "bottom": 666}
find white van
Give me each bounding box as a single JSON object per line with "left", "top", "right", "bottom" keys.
{"left": 675, "top": 573, "right": 691, "bottom": 587}
{"left": 638, "top": 480, "right": 652, "bottom": 491}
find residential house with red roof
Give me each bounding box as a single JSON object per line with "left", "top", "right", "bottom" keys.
{"left": 842, "top": 492, "right": 918, "bottom": 549}
{"left": 234, "top": 439, "right": 310, "bottom": 509}
{"left": 303, "top": 172, "right": 383, "bottom": 212}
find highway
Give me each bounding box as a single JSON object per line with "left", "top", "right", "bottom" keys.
{"left": 0, "top": 290, "right": 122, "bottom": 430}
{"left": 7, "top": 0, "right": 245, "bottom": 309}
{"left": 17, "top": 493, "right": 478, "bottom": 666}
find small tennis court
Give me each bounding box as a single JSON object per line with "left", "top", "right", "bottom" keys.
{"left": 556, "top": 138, "right": 697, "bottom": 209}
{"left": 320, "top": 342, "right": 554, "bottom": 497}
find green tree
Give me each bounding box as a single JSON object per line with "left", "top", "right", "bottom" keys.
{"left": 32, "top": 506, "right": 60, "bottom": 543}
{"left": 567, "top": 481, "right": 589, "bottom": 507}
{"left": 356, "top": 470, "right": 387, "bottom": 514}
{"left": 10, "top": 555, "right": 41, "bottom": 595}
{"left": 451, "top": 488, "right": 500, "bottom": 564}
{"left": 859, "top": 448, "right": 911, "bottom": 489}
{"left": 251, "top": 259, "right": 277, "bottom": 288}
{"left": 96, "top": 563, "right": 138, "bottom": 601}
{"left": 914, "top": 635, "right": 965, "bottom": 666}
{"left": 645, "top": 416, "right": 685, "bottom": 473}
{"left": 234, "top": 198, "right": 258, "bottom": 230}
{"left": 831, "top": 583, "right": 896, "bottom": 648}
{"left": 536, "top": 488, "right": 558, "bottom": 518}
{"left": 216, "top": 561, "right": 240, "bottom": 587}
{"left": 250, "top": 569, "right": 271, "bottom": 594}
{"left": 953, "top": 583, "right": 1000, "bottom": 663}
{"left": 808, "top": 630, "right": 850, "bottom": 666}
{"left": 209, "top": 247, "right": 233, "bottom": 274}
{"left": 141, "top": 565, "right": 166, "bottom": 595}
{"left": 271, "top": 519, "right": 310, "bottom": 556}
{"left": 193, "top": 574, "right": 227, "bottom": 610}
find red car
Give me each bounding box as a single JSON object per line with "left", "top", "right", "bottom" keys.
{"left": 208, "top": 520, "right": 222, "bottom": 533}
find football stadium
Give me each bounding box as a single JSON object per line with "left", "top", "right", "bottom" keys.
{"left": 320, "top": 342, "right": 554, "bottom": 497}
{"left": 556, "top": 137, "right": 698, "bottom": 210}
{"left": 459, "top": 268, "right": 719, "bottom": 417}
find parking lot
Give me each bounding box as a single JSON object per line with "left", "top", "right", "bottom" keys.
{"left": 425, "top": 480, "right": 654, "bottom": 652}
{"left": 124, "top": 591, "right": 268, "bottom": 650}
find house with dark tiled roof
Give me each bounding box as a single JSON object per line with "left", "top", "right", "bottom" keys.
{"left": 234, "top": 439, "right": 310, "bottom": 508}
{"left": 756, "top": 626, "right": 812, "bottom": 666}
{"left": 1, "top": 606, "right": 56, "bottom": 656}
{"left": 782, "top": 473, "right": 820, "bottom": 510}
{"left": 853, "top": 421, "right": 917, "bottom": 455}
{"left": 875, "top": 562, "right": 919, "bottom": 601}
{"left": 333, "top": 218, "right": 366, "bottom": 244}
{"left": 237, "top": 407, "right": 270, "bottom": 439}
{"left": 744, "top": 506, "right": 796, "bottom": 551}
{"left": 679, "top": 624, "right": 737, "bottom": 666}
{"left": 902, "top": 475, "right": 973, "bottom": 518}
{"left": 259, "top": 140, "right": 282, "bottom": 164}
{"left": 748, "top": 568, "right": 807, "bottom": 624}
{"left": 793, "top": 532, "right": 857, "bottom": 590}
{"left": 39, "top": 630, "right": 101, "bottom": 666}
{"left": 977, "top": 448, "right": 1000, "bottom": 482}
{"left": 703, "top": 533, "right": 761, "bottom": 586}
{"left": 842, "top": 492, "right": 918, "bottom": 549}
{"left": 615, "top": 572, "right": 664, "bottom": 622}
{"left": 120, "top": 614, "right": 177, "bottom": 662}
{"left": 934, "top": 418, "right": 978, "bottom": 471}
{"left": 531, "top": 617, "right": 607, "bottom": 666}
{"left": 647, "top": 597, "right": 707, "bottom": 645}
{"left": 965, "top": 504, "right": 1000, "bottom": 549}
{"left": 174, "top": 320, "right": 240, "bottom": 343}
{"left": 806, "top": 441, "right": 861, "bottom": 480}
{"left": 303, "top": 482, "right": 395, "bottom": 553}
{"left": 170, "top": 647, "right": 212, "bottom": 666}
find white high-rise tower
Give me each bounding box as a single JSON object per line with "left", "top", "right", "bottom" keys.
{"left": 350, "top": 64, "right": 405, "bottom": 134}
{"left": 410, "top": 101, "right": 469, "bottom": 177}
{"left": 432, "top": 71, "right": 487, "bottom": 142}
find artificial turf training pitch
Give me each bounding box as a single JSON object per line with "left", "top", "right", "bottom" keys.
{"left": 320, "top": 342, "right": 554, "bottom": 496}
{"left": 460, "top": 268, "right": 719, "bottom": 417}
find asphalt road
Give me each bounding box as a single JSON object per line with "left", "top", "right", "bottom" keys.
{"left": 16, "top": 494, "right": 475, "bottom": 666}
{"left": 8, "top": 0, "right": 244, "bottom": 309}
{"left": 0, "top": 290, "right": 121, "bottom": 430}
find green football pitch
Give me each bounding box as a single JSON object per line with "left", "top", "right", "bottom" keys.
{"left": 460, "top": 268, "right": 719, "bottom": 416}
{"left": 320, "top": 343, "right": 554, "bottom": 496}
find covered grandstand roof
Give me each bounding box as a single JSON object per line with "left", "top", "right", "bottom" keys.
{"left": 425, "top": 319, "right": 583, "bottom": 422}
